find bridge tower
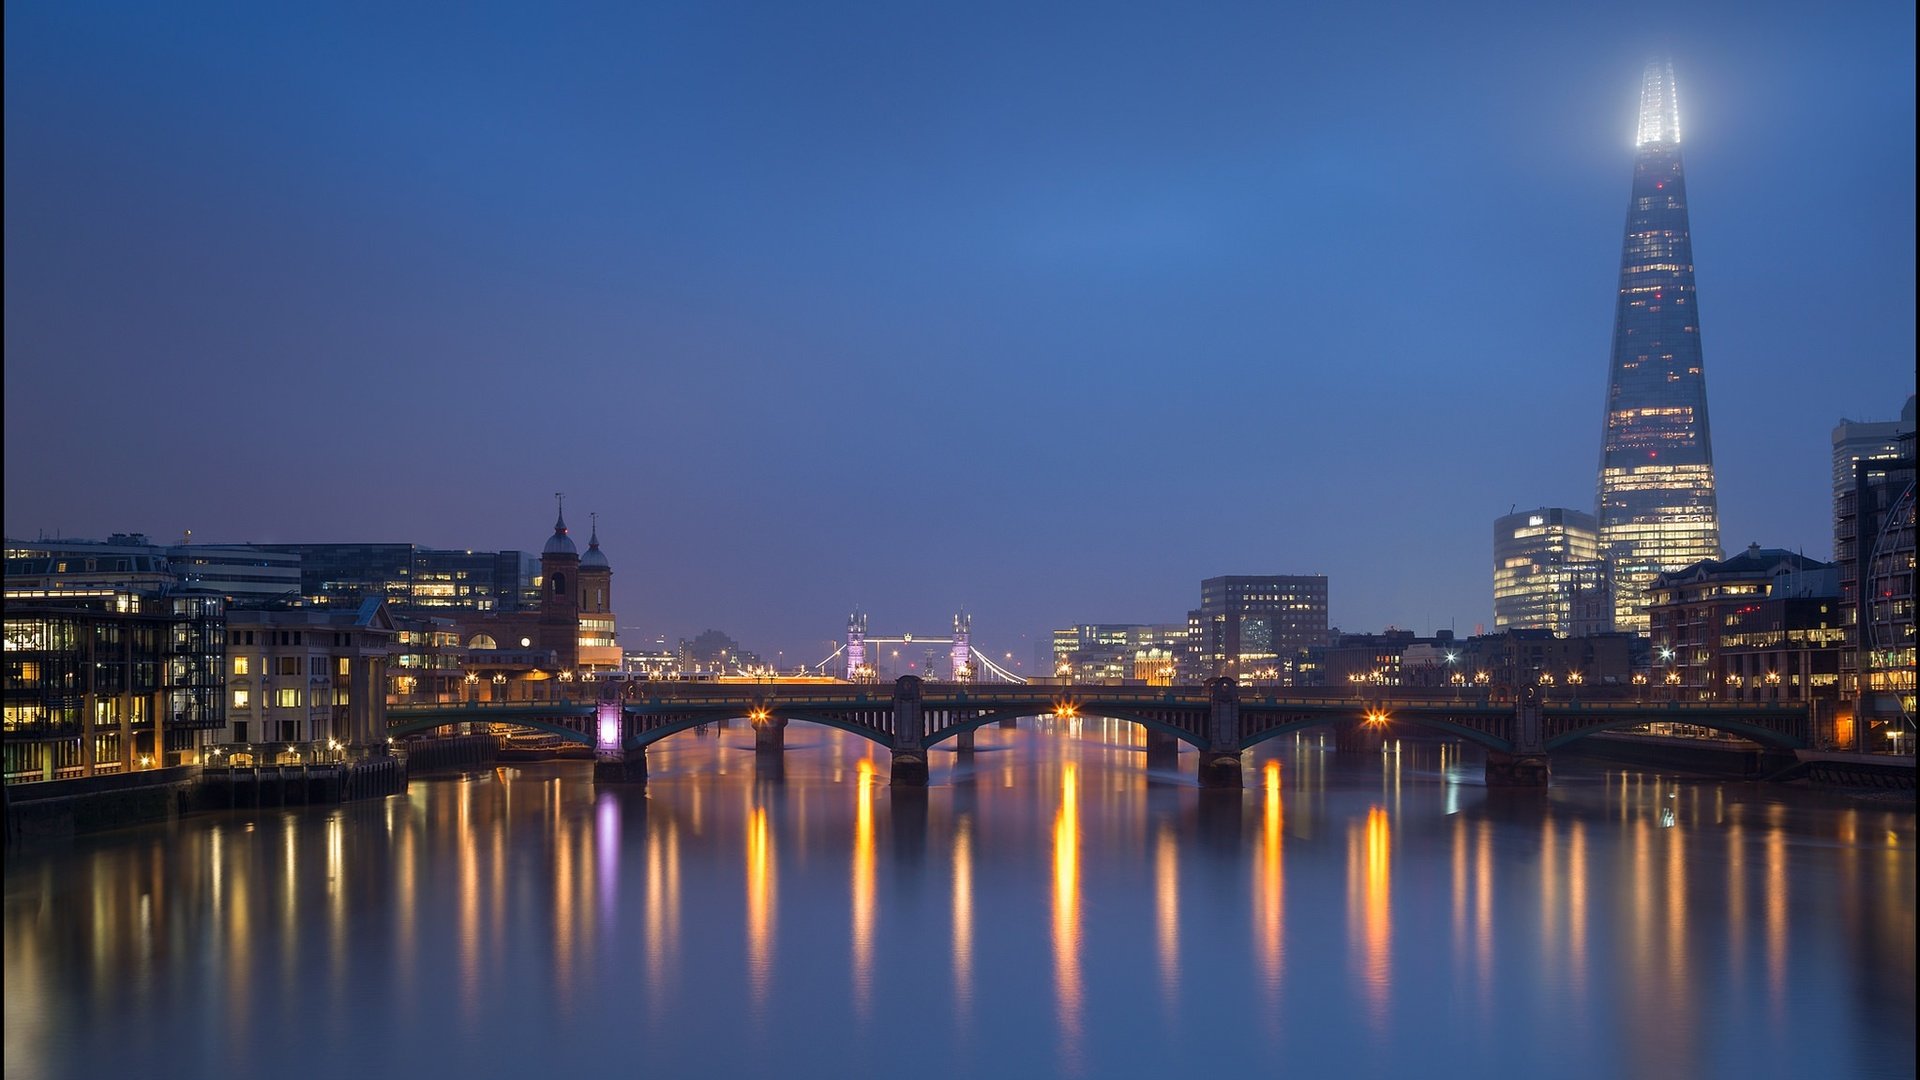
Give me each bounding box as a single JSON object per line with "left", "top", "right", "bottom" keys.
{"left": 845, "top": 612, "right": 869, "bottom": 681}
{"left": 951, "top": 613, "right": 972, "bottom": 681}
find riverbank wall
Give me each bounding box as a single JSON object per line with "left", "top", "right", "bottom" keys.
{"left": 403, "top": 734, "right": 500, "bottom": 773}
{"left": 3, "top": 766, "right": 199, "bottom": 848}
{"left": 198, "top": 755, "right": 407, "bottom": 809}
{"left": 1557, "top": 731, "right": 1797, "bottom": 778}
{"left": 1782, "top": 750, "right": 1916, "bottom": 792}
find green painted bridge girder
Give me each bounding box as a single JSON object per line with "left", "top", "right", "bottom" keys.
{"left": 384, "top": 694, "right": 1811, "bottom": 754}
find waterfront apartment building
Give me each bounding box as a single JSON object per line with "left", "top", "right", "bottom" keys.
{"left": 1493, "top": 508, "right": 1609, "bottom": 636}
{"left": 1834, "top": 427, "right": 1916, "bottom": 750}
{"left": 1194, "top": 575, "right": 1329, "bottom": 683}
{"left": 1596, "top": 59, "right": 1723, "bottom": 632}
{"left": 1646, "top": 545, "right": 1838, "bottom": 707}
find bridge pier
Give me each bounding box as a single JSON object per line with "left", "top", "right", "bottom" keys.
{"left": 890, "top": 751, "right": 929, "bottom": 785}
{"left": 998, "top": 718, "right": 1017, "bottom": 730}
{"left": 1333, "top": 720, "right": 1385, "bottom": 754}
{"left": 1484, "top": 752, "right": 1549, "bottom": 787}
{"left": 953, "top": 730, "right": 975, "bottom": 753}
{"left": 1200, "top": 678, "right": 1244, "bottom": 788}
{"left": 1146, "top": 729, "right": 1180, "bottom": 769}
{"left": 594, "top": 748, "right": 648, "bottom": 784}
{"left": 753, "top": 715, "right": 787, "bottom": 754}
{"left": 593, "top": 696, "right": 645, "bottom": 784}
{"left": 1197, "top": 750, "right": 1244, "bottom": 788}
{"left": 890, "top": 676, "right": 929, "bottom": 786}
{"left": 1485, "top": 688, "right": 1549, "bottom": 786}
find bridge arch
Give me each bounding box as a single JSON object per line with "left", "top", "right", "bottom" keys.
{"left": 1238, "top": 711, "right": 1518, "bottom": 754}
{"left": 389, "top": 711, "right": 594, "bottom": 745}
{"left": 924, "top": 703, "right": 1210, "bottom": 750}
{"left": 1544, "top": 715, "right": 1806, "bottom": 752}
{"left": 623, "top": 707, "right": 898, "bottom": 751}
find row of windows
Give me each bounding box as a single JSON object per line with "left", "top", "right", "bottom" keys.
{"left": 232, "top": 655, "right": 351, "bottom": 677}
{"left": 231, "top": 687, "right": 349, "bottom": 709}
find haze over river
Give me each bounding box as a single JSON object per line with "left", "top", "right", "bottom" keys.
{"left": 5, "top": 722, "right": 1914, "bottom": 1079}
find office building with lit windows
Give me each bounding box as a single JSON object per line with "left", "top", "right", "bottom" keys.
{"left": 1832, "top": 395, "right": 1916, "bottom": 535}
{"left": 1596, "top": 59, "right": 1723, "bottom": 633}
{"left": 1051, "top": 623, "right": 1187, "bottom": 682}
{"left": 3, "top": 586, "right": 224, "bottom": 784}
{"left": 1646, "top": 545, "right": 1837, "bottom": 705}
{"left": 1194, "top": 575, "right": 1329, "bottom": 683}
{"left": 249, "top": 543, "right": 537, "bottom": 613}
{"left": 1835, "top": 427, "right": 1915, "bottom": 749}
{"left": 1493, "top": 508, "right": 1609, "bottom": 636}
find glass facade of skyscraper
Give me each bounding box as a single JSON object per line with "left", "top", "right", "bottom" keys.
{"left": 1492, "top": 507, "right": 1608, "bottom": 636}
{"left": 1596, "top": 59, "right": 1723, "bottom": 633}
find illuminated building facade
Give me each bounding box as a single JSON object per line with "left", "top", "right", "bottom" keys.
{"left": 1646, "top": 545, "right": 1835, "bottom": 704}
{"left": 251, "top": 543, "right": 536, "bottom": 613}
{"left": 1195, "top": 575, "right": 1329, "bottom": 683}
{"left": 1051, "top": 623, "right": 1187, "bottom": 682}
{"left": 223, "top": 601, "right": 396, "bottom": 747}
{"left": 1493, "top": 508, "right": 1609, "bottom": 636}
{"left": 2, "top": 588, "right": 224, "bottom": 783}
{"left": 1831, "top": 395, "right": 1916, "bottom": 536}
{"left": 1835, "top": 428, "right": 1915, "bottom": 748}
{"left": 1596, "top": 59, "right": 1722, "bottom": 632}
{"left": 575, "top": 515, "right": 621, "bottom": 671}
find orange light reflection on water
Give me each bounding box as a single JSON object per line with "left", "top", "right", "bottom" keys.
{"left": 1256, "top": 760, "right": 1285, "bottom": 1028}
{"left": 852, "top": 757, "right": 876, "bottom": 1019}
{"left": 746, "top": 801, "right": 776, "bottom": 1012}
{"left": 1347, "top": 805, "right": 1391, "bottom": 1027}
{"left": 1053, "top": 763, "right": 1083, "bottom": 1074}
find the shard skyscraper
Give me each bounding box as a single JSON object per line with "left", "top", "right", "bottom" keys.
{"left": 1596, "top": 59, "right": 1723, "bottom": 633}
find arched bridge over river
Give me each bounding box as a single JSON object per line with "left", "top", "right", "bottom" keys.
{"left": 388, "top": 676, "right": 1811, "bottom": 788}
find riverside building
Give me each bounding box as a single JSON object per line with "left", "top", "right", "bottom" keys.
{"left": 1193, "top": 575, "right": 1329, "bottom": 683}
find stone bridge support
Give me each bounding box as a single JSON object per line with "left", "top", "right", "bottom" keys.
{"left": 593, "top": 695, "right": 647, "bottom": 784}
{"left": 890, "top": 676, "right": 929, "bottom": 785}
{"left": 953, "top": 729, "right": 975, "bottom": 753}
{"left": 753, "top": 713, "right": 787, "bottom": 754}
{"left": 1486, "top": 690, "right": 1548, "bottom": 787}
{"left": 1198, "top": 678, "right": 1244, "bottom": 788}
{"left": 1146, "top": 729, "right": 1180, "bottom": 769}
{"left": 1334, "top": 718, "right": 1385, "bottom": 754}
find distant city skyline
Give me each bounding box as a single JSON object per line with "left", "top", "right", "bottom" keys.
{"left": 5, "top": 2, "right": 1914, "bottom": 660}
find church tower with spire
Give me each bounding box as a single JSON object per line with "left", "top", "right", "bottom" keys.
{"left": 1596, "top": 57, "right": 1723, "bottom": 633}
{"left": 538, "top": 494, "right": 582, "bottom": 669}
{"left": 576, "top": 513, "right": 621, "bottom": 671}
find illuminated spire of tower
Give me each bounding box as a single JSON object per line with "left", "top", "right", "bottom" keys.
{"left": 1636, "top": 57, "right": 1681, "bottom": 146}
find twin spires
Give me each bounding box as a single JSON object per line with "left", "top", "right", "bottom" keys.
{"left": 1636, "top": 57, "right": 1681, "bottom": 146}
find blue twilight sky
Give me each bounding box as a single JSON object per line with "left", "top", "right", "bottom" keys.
{"left": 4, "top": 1, "right": 1915, "bottom": 664}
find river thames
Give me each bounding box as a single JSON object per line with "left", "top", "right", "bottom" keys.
{"left": 5, "top": 721, "right": 1914, "bottom": 1080}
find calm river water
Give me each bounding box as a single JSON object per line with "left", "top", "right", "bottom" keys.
{"left": 5, "top": 721, "right": 1915, "bottom": 1079}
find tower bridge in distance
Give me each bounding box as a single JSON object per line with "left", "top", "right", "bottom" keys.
{"left": 388, "top": 677, "right": 1812, "bottom": 788}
